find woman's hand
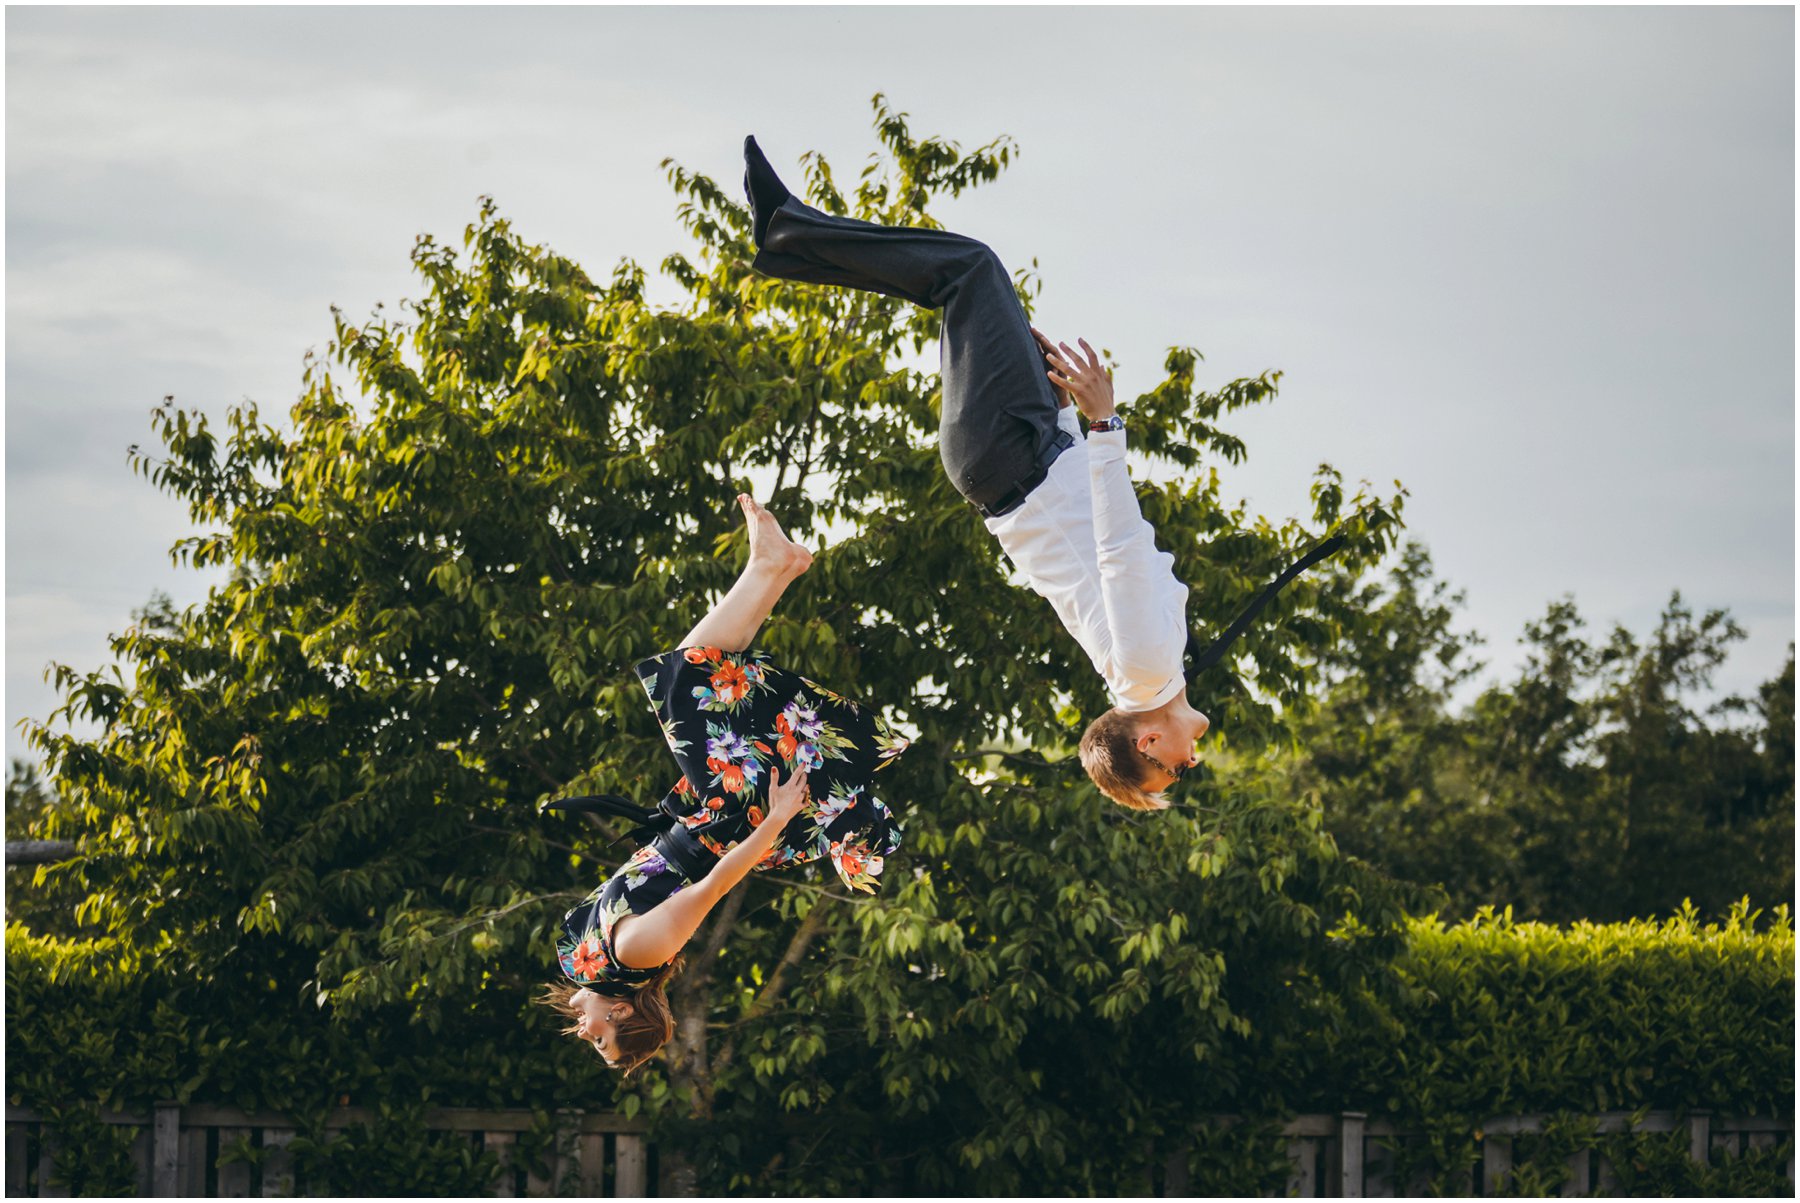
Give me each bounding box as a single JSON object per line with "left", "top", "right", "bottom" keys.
{"left": 613, "top": 765, "right": 811, "bottom": 970}
{"left": 1035, "top": 331, "right": 1117, "bottom": 422}
{"left": 766, "top": 766, "right": 811, "bottom": 827}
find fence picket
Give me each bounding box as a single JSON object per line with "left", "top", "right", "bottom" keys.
{"left": 260, "top": 1129, "right": 294, "bottom": 1198}
{"left": 1338, "top": 1112, "right": 1366, "bottom": 1198}
{"left": 551, "top": 1110, "right": 578, "bottom": 1194}
{"left": 1564, "top": 1147, "right": 1589, "bottom": 1196}
{"left": 131, "top": 1125, "right": 154, "bottom": 1196}
{"left": 35, "top": 1128, "right": 65, "bottom": 1198}
{"left": 1482, "top": 1133, "right": 1512, "bottom": 1194}
{"left": 579, "top": 1131, "right": 608, "bottom": 1195}
{"left": 1689, "top": 1111, "right": 1711, "bottom": 1163}
{"left": 1285, "top": 1138, "right": 1313, "bottom": 1197}
{"left": 483, "top": 1130, "right": 517, "bottom": 1197}
{"left": 616, "top": 1132, "right": 648, "bottom": 1197}
{"left": 215, "top": 1127, "right": 251, "bottom": 1197}
{"left": 7, "top": 1121, "right": 28, "bottom": 1195}
{"left": 154, "top": 1102, "right": 181, "bottom": 1196}
{"left": 179, "top": 1126, "right": 208, "bottom": 1197}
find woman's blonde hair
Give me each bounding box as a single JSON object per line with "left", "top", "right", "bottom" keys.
{"left": 1078, "top": 707, "right": 1171, "bottom": 811}
{"left": 537, "top": 959, "right": 682, "bottom": 1076}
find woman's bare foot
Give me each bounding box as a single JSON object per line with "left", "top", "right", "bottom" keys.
{"left": 738, "top": 494, "right": 813, "bottom": 578}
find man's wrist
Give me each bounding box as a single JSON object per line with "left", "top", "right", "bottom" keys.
{"left": 1086, "top": 413, "right": 1125, "bottom": 434}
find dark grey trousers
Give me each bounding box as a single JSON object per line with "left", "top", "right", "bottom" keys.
{"left": 750, "top": 198, "right": 1074, "bottom": 516}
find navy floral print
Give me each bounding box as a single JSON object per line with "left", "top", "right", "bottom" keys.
{"left": 556, "top": 646, "right": 909, "bottom": 988}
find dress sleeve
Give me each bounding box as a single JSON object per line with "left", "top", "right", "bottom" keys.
{"left": 635, "top": 646, "right": 786, "bottom": 808}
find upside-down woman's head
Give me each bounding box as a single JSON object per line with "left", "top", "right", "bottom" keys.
{"left": 538, "top": 959, "right": 681, "bottom": 1075}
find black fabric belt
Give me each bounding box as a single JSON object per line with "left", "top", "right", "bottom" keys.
{"left": 541, "top": 793, "right": 721, "bottom": 882}
{"left": 975, "top": 428, "right": 1078, "bottom": 519}
{"left": 650, "top": 824, "right": 718, "bottom": 882}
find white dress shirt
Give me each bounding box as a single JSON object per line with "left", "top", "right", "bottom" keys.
{"left": 984, "top": 406, "right": 1190, "bottom": 712}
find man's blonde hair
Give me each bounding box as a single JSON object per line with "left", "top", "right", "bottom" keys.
{"left": 1078, "top": 707, "right": 1171, "bottom": 811}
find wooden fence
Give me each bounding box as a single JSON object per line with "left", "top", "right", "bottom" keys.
{"left": 1157, "top": 1110, "right": 1794, "bottom": 1198}
{"left": 5, "top": 1104, "right": 651, "bottom": 1197}
{"left": 7, "top": 1104, "right": 1791, "bottom": 1196}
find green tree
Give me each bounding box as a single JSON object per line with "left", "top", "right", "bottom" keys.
{"left": 6, "top": 757, "right": 86, "bottom": 938}
{"left": 1304, "top": 545, "right": 1794, "bottom": 922}
{"left": 1294, "top": 542, "right": 1488, "bottom": 906}
{"left": 20, "top": 98, "right": 1412, "bottom": 1191}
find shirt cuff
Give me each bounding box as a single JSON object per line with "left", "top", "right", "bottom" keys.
{"left": 1086, "top": 427, "right": 1127, "bottom": 465}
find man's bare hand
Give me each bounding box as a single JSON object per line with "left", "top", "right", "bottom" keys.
{"left": 1030, "top": 327, "right": 1073, "bottom": 410}
{"left": 1039, "top": 334, "right": 1117, "bottom": 422}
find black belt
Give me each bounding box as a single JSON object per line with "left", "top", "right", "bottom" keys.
{"left": 541, "top": 793, "right": 720, "bottom": 882}
{"left": 650, "top": 824, "right": 718, "bottom": 882}
{"left": 975, "top": 428, "right": 1078, "bottom": 519}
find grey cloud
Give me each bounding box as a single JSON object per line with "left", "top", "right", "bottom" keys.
{"left": 7, "top": 5, "right": 1792, "bottom": 764}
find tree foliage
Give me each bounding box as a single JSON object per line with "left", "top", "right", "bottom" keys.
{"left": 15, "top": 97, "right": 1414, "bottom": 1190}
{"left": 1303, "top": 543, "right": 1794, "bottom": 921}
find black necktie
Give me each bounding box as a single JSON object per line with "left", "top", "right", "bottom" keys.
{"left": 1185, "top": 534, "right": 1347, "bottom": 680}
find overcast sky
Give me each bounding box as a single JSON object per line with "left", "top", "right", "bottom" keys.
{"left": 7, "top": 6, "right": 1794, "bottom": 766}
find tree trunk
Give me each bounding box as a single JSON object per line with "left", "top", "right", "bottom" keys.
{"left": 658, "top": 888, "right": 833, "bottom": 1195}
{"left": 657, "top": 879, "right": 752, "bottom": 1196}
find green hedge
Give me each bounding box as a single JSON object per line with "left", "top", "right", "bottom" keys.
{"left": 1364, "top": 901, "right": 1793, "bottom": 1118}
{"left": 4, "top": 923, "right": 624, "bottom": 1195}
{"left": 8, "top": 905, "right": 1792, "bottom": 1195}
{"left": 1306, "top": 900, "right": 1795, "bottom": 1194}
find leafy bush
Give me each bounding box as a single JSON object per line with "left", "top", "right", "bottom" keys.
{"left": 5, "top": 922, "right": 606, "bottom": 1195}
{"left": 1310, "top": 901, "right": 1794, "bottom": 1195}
{"left": 1362, "top": 901, "right": 1793, "bottom": 1118}
{"left": 11, "top": 904, "right": 1789, "bottom": 1194}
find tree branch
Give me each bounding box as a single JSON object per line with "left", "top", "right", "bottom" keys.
{"left": 712, "top": 899, "right": 833, "bottom": 1081}
{"left": 427, "top": 889, "right": 587, "bottom": 944}
{"left": 667, "top": 878, "right": 752, "bottom": 1117}
{"left": 5, "top": 839, "right": 76, "bottom": 866}
{"left": 747, "top": 901, "right": 828, "bottom": 1022}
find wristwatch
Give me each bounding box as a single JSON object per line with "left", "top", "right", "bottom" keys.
{"left": 1087, "top": 415, "right": 1125, "bottom": 434}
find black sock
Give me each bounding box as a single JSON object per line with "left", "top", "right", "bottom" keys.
{"left": 742, "top": 135, "right": 791, "bottom": 247}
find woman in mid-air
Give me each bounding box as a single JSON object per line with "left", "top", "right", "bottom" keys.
{"left": 542, "top": 494, "right": 909, "bottom": 1073}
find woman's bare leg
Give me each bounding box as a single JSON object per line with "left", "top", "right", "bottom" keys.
{"left": 678, "top": 494, "right": 814, "bottom": 652}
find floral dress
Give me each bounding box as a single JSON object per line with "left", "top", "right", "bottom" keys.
{"left": 556, "top": 645, "right": 910, "bottom": 990}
